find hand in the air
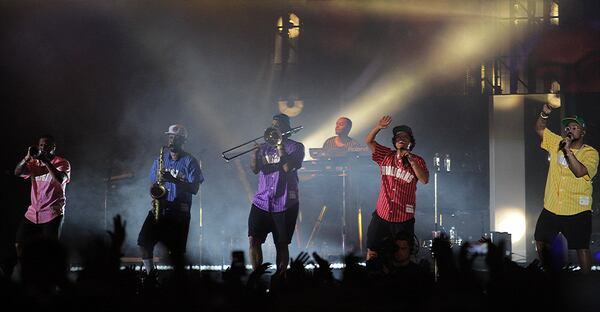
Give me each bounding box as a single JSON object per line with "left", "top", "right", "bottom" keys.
{"left": 107, "top": 214, "right": 126, "bottom": 251}
{"left": 377, "top": 115, "right": 392, "bottom": 129}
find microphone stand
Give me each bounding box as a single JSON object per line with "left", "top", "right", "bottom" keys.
{"left": 432, "top": 153, "right": 450, "bottom": 282}
{"left": 433, "top": 154, "right": 441, "bottom": 234}
{"left": 198, "top": 160, "right": 204, "bottom": 266}
{"left": 103, "top": 172, "right": 134, "bottom": 231}
{"left": 433, "top": 156, "right": 439, "bottom": 281}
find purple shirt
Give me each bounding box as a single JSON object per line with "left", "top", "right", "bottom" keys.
{"left": 252, "top": 139, "right": 305, "bottom": 212}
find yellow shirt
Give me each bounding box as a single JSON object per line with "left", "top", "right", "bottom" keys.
{"left": 542, "top": 128, "right": 599, "bottom": 215}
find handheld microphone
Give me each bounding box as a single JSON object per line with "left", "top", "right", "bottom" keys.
{"left": 29, "top": 146, "right": 42, "bottom": 159}
{"left": 559, "top": 133, "right": 572, "bottom": 150}
{"left": 398, "top": 147, "right": 410, "bottom": 167}
{"left": 396, "top": 141, "right": 412, "bottom": 167}
{"left": 401, "top": 155, "right": 409, "bottom": 167}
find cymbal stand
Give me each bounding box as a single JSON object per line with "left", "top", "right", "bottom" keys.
{"left": 306, "top": 205, "right": 328, "bottom": 250}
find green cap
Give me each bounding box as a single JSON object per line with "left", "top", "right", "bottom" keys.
{"left": 561, "top": 115, "right": 586, "bottom": 129}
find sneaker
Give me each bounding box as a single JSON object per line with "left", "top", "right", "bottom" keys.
{"left": 138, "top": 269, "right": 159, "bottom": 292}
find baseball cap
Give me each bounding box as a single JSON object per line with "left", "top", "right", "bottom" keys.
{"left": 273, "top": 114, "right": 291, "bottom": 127}
{"left": 393, "top": 125, "right": 413, "bottom": 137}
{"left": 561, "top": 116, "right": 586, "bottom": 129}
{"left": 165, "top": 124, "right": 188, "bottom": 138}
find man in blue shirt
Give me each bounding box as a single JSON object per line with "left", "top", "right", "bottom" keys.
{"left": 137, "top": 124, "right": 204, "bottom": 273}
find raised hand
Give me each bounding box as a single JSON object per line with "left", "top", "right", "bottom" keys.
{"left": 290, "top": 251, "right": 311, "bottom": 272}
{"left": 312, "top": 252, "right": 333, "bottom": 282}
{"left": 377, "top": 115, "right": 392, "bottom": 129}
{"left": 546, "top": 93, "right": 561, "bottom": 109}
{"left": 312, "top": 252, "right": 330, "bottom": 270}
{"left": 107, "top": 214, "right": 126, "bottom": 251}
{"left": 247, "top": 262, "right": 272, "bottom": 288}
{"left": 25, "top": 146, "right": 35, "bottom": 161}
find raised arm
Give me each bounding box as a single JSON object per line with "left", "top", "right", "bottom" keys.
{"left": 365, "top": 115, "right": 392, "bottom": 153}
{"left": 535, "top": 103, "right": 553, "bottom": 140}
{"left": 14, "top": 147, "right": 33, "bottom": 176}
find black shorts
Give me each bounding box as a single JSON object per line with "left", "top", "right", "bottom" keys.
{"left": 137, "top": 211, "right": 191, "bottom": 254}
{"left": 534, "top": 208, "right": 591, "bottom": 250}
{"left": 366, "top": 211, "right": 415, "bottom": 251}
{"left": 15, "top": 215, "right": 64, "bottom": 244}
{"left": 248, "top": 203, "right": 299, "bottom": 245}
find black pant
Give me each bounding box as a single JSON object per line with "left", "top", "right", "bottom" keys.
{"left": 15, "top": 215, "right": 64, "bottom": 244}
{"left": 248, "top": 204, "right": 299, "bottom": 245}
{"left": 137, "top": 211, "right": 191, "bottom": 255}
{"left": 366, "top": 212, "right": 415, "bottom": 252}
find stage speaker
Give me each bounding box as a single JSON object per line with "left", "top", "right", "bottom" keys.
{"left": 485, "top": 231, "right": 512, "bottom": 258}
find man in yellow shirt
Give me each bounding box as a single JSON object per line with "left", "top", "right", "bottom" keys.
{"left": 534, "top": 104, "right": 599, "bottom": 273}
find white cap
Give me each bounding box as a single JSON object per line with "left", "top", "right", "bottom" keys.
{"left": 165, "top": 124, "right": 188, "bottom": 138}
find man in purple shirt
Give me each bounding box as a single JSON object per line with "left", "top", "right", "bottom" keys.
{"left": 249, "top": 114, "right": 305, "bottom": 275}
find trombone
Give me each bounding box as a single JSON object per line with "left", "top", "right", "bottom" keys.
{"left": 221, "top": 126, "right": 303, "bottom": 161}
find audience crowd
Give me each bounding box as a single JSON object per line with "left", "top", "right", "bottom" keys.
{"left": 0, "top": 215, "right": 598, "bottom": 312}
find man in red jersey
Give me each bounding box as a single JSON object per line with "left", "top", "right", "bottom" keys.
{"left": 364, "top": 115, "right": 429, "bottom": 260}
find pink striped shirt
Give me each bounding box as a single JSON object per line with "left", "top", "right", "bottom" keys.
{"left": 372, "top": 142, "right": 427, "bottom": 222}
{"left": 21, "top": 156, "right": 71, "bottom": 224}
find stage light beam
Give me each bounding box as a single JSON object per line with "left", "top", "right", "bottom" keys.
{"left": 303, "top": 19, "right": 520, "bottom": 156}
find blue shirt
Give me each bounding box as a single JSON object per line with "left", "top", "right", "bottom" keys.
{"left": 252, "top": 139, "right": 305, "bottom": 212}
{"left": 150, "top": 151, "right": 203, "bottom": 215}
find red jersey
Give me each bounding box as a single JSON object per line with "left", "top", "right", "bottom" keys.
{"left": 372, "top": 142, "right": 427, "bottom": 222}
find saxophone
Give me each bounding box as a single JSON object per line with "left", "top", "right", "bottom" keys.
{"left": 150, "top": 145, "right": 168, "bottom": 221}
